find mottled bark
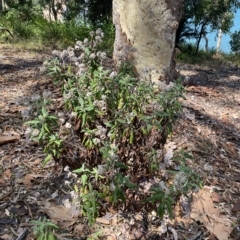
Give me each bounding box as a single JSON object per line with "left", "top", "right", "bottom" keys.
{"left": 113, "top": 0, "right": 184, "bottom": 85}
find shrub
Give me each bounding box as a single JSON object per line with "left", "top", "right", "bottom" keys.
{"left": 34, "top": 17, "right": 92, "bottom": 47}
{"left": 26, "top": 29, "right": 202, "bottom": 224}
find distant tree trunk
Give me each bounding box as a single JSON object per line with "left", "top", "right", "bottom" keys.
{"left": 0, "top": 0, "right": 4, "bottom": 11}
{"left": 51, "top": 0, "right": 58, "bottom": 21}
{"left": 195, "top": 23, "right": 206, "bottom": 55}
{"left": 203, "top": 33, "right": 208, "bottom": 52}
{"left": 113, "top": 0, "right": 184, "bottom": 84}
{"left": 0, "top": 0, "right": 8, "bottom": 11}
{"left": 216, "top": 29, "right": 222, "bottom": 53}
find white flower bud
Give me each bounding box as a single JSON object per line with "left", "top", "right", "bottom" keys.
{"left": 68, "top": 51, "right": 75, "bottom": 57}
{"left": 89, "top": 53, "right": 96, "bottom": 59}
{"left": 100, "top": 134, "right": 106, "bottom": 140}
{"left": 83, "top": 38, "right": 89, "bottom": 44}
{"left": 95, "top": 35, "right": 102, "bottom": 42}
{"left": 97, "top": 100, "right": 106, "bottom": 108}
{"left": 75, "top": 45, "right": 80, "bottom": 50}
{"left": 100, "top": 52, "right": 107, "bottom": 59}
{"left": 93, "top": 41, "right": 97, "bottom": 48}
{"left": 86, "top": 92, "right": 92, "bottom": 97}
{"left": 109, "top": 71, "right": 117, "bottom": 78}
{"left": 59, "top": 118, "right": 65, "bottom": 124}
{"left": 93, "top": 138, "right": 101, "bottom": 145}
{"left": 65, "top": 122, "right": 72, "bottom": 129}
{"left": 60, "top": 50, "right": 68, "bottom": 59}
{"left": 70, "top": 112, "right": 77, "bottom": 118}
{"left": 78, "top": 63, "right": 86, "bottom": 68}
{"left": 80, "top": 52, "right": 85, "bottom": 59}
{"left": 67, "top": 47, "right": 74, "bottom": 52}
{"left": 57, "top": 112, "right": 64, "bottom": 117}
{"left": 101, "top": 95, "right": 107, "bottom": 100}
{"left": 63, "top": 92, "right": 71, "bottom": 100}
{"left": 110, "top": 182, "right": 115, "bottom": 191}
{"left": 32, "top": 129, "right": 40, "bottom": 137}
{"left": 96, "top": 28, "right": 102, "bottom": 36}
{"left": 101, "top": 106, "right": 107, "bottom": 113}
{"left": 52, "top": 50, "right": 60, "bottom": 57}
{"left": 25, "top": 127, "right": 32, "bottom": 135}
{"left": 76, "top": 40, "right": 82, "bottom": 46}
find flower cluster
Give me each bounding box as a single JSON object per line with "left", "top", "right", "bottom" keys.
{"left": 95, "top": 125, "right": 107, "bottom": 140}
{"left": 93, "top": 98, "right": 107, "bottom": 113}
{"left": 50, "top": 28, "right": 107, "bottom": 77}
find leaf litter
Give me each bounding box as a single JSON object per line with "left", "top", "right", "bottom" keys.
{"left": 0, "top": 44, "right": 240, "bottom": 239}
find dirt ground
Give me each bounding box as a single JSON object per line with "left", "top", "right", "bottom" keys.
{"left": 0, "top": 44, "right": 240, "bottom": 240}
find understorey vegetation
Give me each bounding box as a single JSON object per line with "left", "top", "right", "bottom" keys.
{"left": 25, "top": 29, "right": 202, "bottom": 226}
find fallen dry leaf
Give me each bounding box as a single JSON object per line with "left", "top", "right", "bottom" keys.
{"left": 3, "top": 169, "right": 12, "bottom": 179}
{"left": 190, "top": 187, "right": 233, "bottom": 240}
{"left": 0, "top": 178, "right": 6, "bottom": 185}
{"left": 221, "top": 113, "right": 229, "bottom": 125}
{"left": 0, "top": 234, "right": 12, "bottom": 240}
{"left": 22, "top": 174, "right": 36, "bottom": 186}
{"left": 211, "top": 192, "right": 221, "bottom": 203}
{"left": 74, "top": 224, "right": 84, "bottom": 235}
{"left": 38, "top": 200, "right": 79, "bottom": 228}
{"left": 106, "top": 235, "right": 117, "bottom": 240}
{"left": 32, "top": 158, "right": 42, "bottom": 165}
{"left": 96, "top": 217, "right": 110, "bottom": 225}
{"left": 22, "top": 174, "right": 48, "bottom": 186}
{"left": 129, "top": 228, "right": 142, "bottom": 239}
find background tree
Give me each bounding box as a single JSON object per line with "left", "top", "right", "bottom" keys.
{"left": 176, "top": 0, "right": 239, "bottom": 54}
{"left": 86, "top": 0, "right": 112, "bottom": 25}
{"left": 230, "top": 30, "right": 240, "bottom": 52}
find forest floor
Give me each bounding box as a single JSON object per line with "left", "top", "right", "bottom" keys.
{"left": 0, "top": 44, "right": 240, "bottom": 240}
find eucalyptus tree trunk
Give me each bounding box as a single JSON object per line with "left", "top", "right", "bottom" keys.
{"left": 216, "top": 29, "right": 223, "bottom": 53}
{"left": 203, "top": 33, "right": 209, "bottom": 52}
{"left": 113, "top": 0, "right": 184, "bottom": 84}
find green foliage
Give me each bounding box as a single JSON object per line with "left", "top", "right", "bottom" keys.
{"left": 3, "top": 8, "right": 35, "bottom": 39}
{"left": 143, "top": 149, "right": 202, "bottom": 219}
{"left": 98, "top": 22, "right": 115, "bottom": 56}
{"left": 34, "top": 17, "right": 91, "bottom": 47}
{"left": 86, "top": 0, "right": 112, "bottom": 25}
{"left": 73, "top": 164, "right": 104, "bottom": 225}
{"left": 171, "top": 149, "right": 203, "bottom": 195}
{"left": 221, "top": 51, "right": 240, "bottom": 66}
{"left": 230, "top": 30, "right": 240, "bottom": 52}
{"left": 0, "top": 4, "right": 42, "bottom": 41}
{"left": 177, "top": 0, "right": 239, "bottom": 53}
{"left": 31, "top": 217, "right": 59, "bottom": 240}
{"left": 144, "top": 187, "right": 175, "bottom": 219}
{"left": 178, "top": 43, "right": 216, "bottom": 64}
{"left": 87, "top": 230, "right": 103, "bottom": 240}
{"left": 0, "top": 0, "right": 114, "bottom": 48}
{"left": 25, "top": 103, "right": 58, "bottom": 142}
{"left": 178, "top": 42, "right": 240, "bottom": 66}
{"left": 25, "top": 99, "right": 62, "bottom": 165}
